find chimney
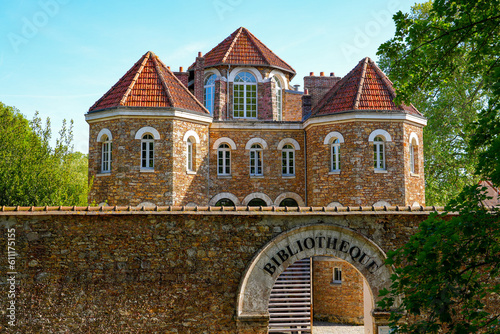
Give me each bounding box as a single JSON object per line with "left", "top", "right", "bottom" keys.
{"left": 320, "top": 72, "right": 325, "bottom": 76}
{"left": 194, "top": 52, "right": 205, "bottom": 103}
{"left": 179, "top": 66, "right": 183, "bottom": 72}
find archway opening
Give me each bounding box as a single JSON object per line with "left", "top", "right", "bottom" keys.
{"left": 267, "top": 255, "right": 374, "bottom": 334}
{"left": 236, "top": 224, "right": 393, "bottom": 334}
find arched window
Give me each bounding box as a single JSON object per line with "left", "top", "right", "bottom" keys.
{"left": 247, "top": 198, "right": 267, "bottom": 207}
{"left": 373, "top": 136, "right": 385, "bottom": 170}
{"left": 141, "top": 134, "right": 154, "bottom": 169}
{"left": 273, "top": 76, "right": 282, "bottom": 121}
{"left": 101, "top": 135, "right": 112, "bottom": 173}
{"left": 217, "top": 143, "right": 231, "bottom": 175}
{"left": 186, "top": 138, "right": 194, "bottom": 171}
{"left": 410, "top": 135, "right": 419, "bottom": 174}
{"left": 279, "top": 198, "right": 298, "bottom": 207}
{"left": 250, "top": 144, "right": 263, "bottom": 176}
{"left": 282, "top": 144, "right": 294, "bottom": 176}
{"left": 204, "top": 74, "right": 216, "bottom": 115}
{"left": 233, "top": 71, "right": 257, "bottom": 118}
{"left": 331, "top": 138, "right": 340, "bottom": 172}
{"left": 215, "top": 198, "right": 235, "bottom": 207}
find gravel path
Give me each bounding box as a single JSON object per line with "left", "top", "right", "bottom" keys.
{"left": 313, "top": 322, "right": 364, "bottom": 334}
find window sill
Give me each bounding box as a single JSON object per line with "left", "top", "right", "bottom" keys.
{"left": 282, "top": 175, "right": 295, "bottom": 179}
{"left": 140, "top": 168, "right": 155, "bottom": 173}
{"left": 331, "top": 281, "right": 342, "bottom": 285}
{"left": 374, "top": 169, "right": 388, "bottom": 174}
{"left": 186, "top": 170, "right": 196, "bottom": 175}
{"left": 250, "top": 175, "right": 264, "bottom": 179}
{"left": 217, "top": 175, "right": 232, "bottom": 179}
{"left": 410, "top": 172, "right": 420, "bottom": 177}
{"left": 97, "top": 172, "right": 111, "bottom": 177}
{"left": 329, "top": 170, "right": 340, "bottom": 175}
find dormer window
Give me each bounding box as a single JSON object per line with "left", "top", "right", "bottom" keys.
{"left": 204, "top": 74, "right": 216, "bottom": 115}
{"left": 233, "top": 71, "right": 257, "bottom": 118}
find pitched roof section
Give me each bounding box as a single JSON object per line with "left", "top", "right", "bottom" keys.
{"left": 89, "top": 51, "right": 208, "bottom": 114}
{"left": 312, "top": 57, "right": 421, "bottom": 117}
{"left": 194, "top": 27, "right": 295, "bottom": 75}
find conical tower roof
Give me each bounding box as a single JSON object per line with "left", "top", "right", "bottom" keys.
{"left": 89, "top": 51, "right": 208, "bottom": 114}
{"left": 311, "top": 57, "right": 421, "bottom": 118}
{"left": 191, "top": 27, "right": 295, "bottom": 76}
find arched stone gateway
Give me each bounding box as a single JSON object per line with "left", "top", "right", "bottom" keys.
{"left": 236, "top": 224, "right": 395, "bottom": 333}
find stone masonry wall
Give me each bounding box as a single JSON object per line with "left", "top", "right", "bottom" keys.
{"left": 88, "top": 118, "right": 175, "bottom": 206}
{"left": 313, "top": 258, "right": 364, "bottom": 324}
{"left": 0, "top": 210, "right": 430, "bottom": 333}
{"left": 403, "top": 123, "right": 425, "bottom": 206}
{"left": 209, "top": 128, "right": 305, "bottom": 205}
{"left": 171, "top": 120, "right": 210, "bottom": 206}
{"left": 306, "top": 120, "right": 406, "bottom": 207}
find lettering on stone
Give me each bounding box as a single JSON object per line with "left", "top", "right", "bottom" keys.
{"left": 262, "top": 235, "right": 382, "bottom": 276}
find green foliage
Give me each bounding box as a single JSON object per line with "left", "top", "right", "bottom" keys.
{"left": 0, "top": 102, "right": 89, "bottom": 206}
{"left": 377, "top": 1, "right": 497, "bottom": 205}
{"left": 378, "top": 187, "right": 500, "bottom": 333}
{"left": 377, "top": 0, "right": 500, "bottom": 332}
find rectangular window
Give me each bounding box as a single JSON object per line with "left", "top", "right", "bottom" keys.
{"left": 333, "top": 267, "right": 342, "bottom": 283}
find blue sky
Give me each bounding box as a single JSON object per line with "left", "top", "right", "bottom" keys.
{"left": 0, "top": 0, "right": 416, "bottom": 153}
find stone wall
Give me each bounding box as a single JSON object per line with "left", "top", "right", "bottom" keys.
{"left": 313, "top": 257, "right": 364, "bottom": 324}
{"left": 305, "top": 120, "right": 416, "bottom": 207}
{"left": 209, "top": 128, "right": 305, "bottom": 205}
{"left": 0, "top": 209, "right": 433, "bottom": 333}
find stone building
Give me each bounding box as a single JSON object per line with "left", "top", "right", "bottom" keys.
{"left": 86, "top": 27, "right": 426, "bottom": 209}
{"left": 84, "top": 26, "right": 427, "bottom": 330}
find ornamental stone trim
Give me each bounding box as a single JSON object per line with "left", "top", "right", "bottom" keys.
{"left": 368, "top": 129, "right": 392, "bottom": 142}
{"left": 212, "top": 137, "right": 237, "bottom": 150}
{"left": 245, "top": 138, "right": 268, "bottom": 150}
{"left": 97, "top": 128, "right": 112, "bottom": 141}
{"left": 323, "top": 131, "right": 344, "bottom": 144}
{"left": 277, "top": 138, "right": 301, "bottom": 150}
{"left": 134, "top": 126, "right": 160, "bottom": 140}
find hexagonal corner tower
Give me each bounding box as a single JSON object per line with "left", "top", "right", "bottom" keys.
{"left": 85, "top": 51, "right": 212, "bottom": 207}
{"left": 304, "top": 57, "right": 426, "bottom": 207}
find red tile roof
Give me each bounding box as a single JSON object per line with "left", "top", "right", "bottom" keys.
{"left": 190, "top": 27, "right": 295, "bottom": 76}
{"left": 479, "top": 181, "right": 500, "bottom": 207}
{"left": 311, "top": 57, "right": 422, "bottom": 117}
{"left": 89, "top": 51, "right": 208, "bottom": 114}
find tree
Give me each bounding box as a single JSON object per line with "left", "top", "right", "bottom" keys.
{"left": 376, "top": 1, "right": 500, "bottom": 332}
{"left": 0, "top": 102, "right": 89, "bottom": 206}
{"left": 378, "top": 1, "right": 494, "bottom": 205}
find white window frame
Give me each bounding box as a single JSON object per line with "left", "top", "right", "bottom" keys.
{"left": 186, "top": 138, "right": 194, "bottom": 172}
{"left": 204, "top": 74, "right": 216, "bottom": 115}
{"left": 333, "top": 267, "right": 342, "bottom": 283}
{"left": 374, "top": 136, "right": 385, "bottom": 170}
{"left": 330, "top": 138, "right": 340, "bottom": 172}
{"left": 233, "top": 71, "right": 257, "bottom": 118}
{"left": 141, "top": 134, "right": 154, "bottom": 170}
{"left": 101, "top": 136, "right": 112, "bottom": 173}
{"left": 281, "top": 144, "right": 295, "bottom": 176}
{"left": 273, "top": 76, "right": 282, "bottom": 121}
{"left": 217, "top": 143, "right": 231, "bottom": 176}
{"left": 249, "top": 144, "right": 263, "bottom": 176}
